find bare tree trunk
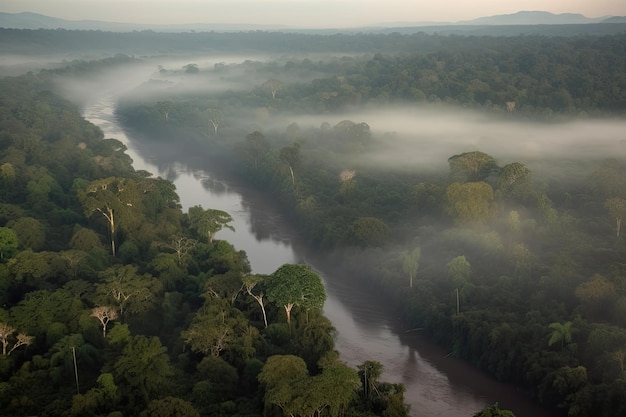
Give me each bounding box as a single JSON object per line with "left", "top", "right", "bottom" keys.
{"left": 288, "top": 165, "right": 295, "bottom": 185}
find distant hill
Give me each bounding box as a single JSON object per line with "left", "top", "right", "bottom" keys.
{"left": 0, "top": 10, "right": 622, "bottom": 33}
{"left": 0, "top": 11, "right": 285, "bottom": 32}
{"left": 460, "top": 10, "right": 609, "bottom": 25}
{"left": 602, "top": 16, "right": 626, "bottom": 23}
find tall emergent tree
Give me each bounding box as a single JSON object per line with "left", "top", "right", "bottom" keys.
{"left": 402, "top": 247, "right": 421, "bottom": 288}
{"left": 0, "top": 322, "right": 33, "bottom": 355}
{"left": 548, "top": 321, "right": 573, "bottom": 351}
{"left": 266, "top": 264, "right": 326, "bottom": 327}
{"left": 96, "top": 265, "right": 161, "bottom": 317}
{"left": 187, "top": 205, "right": 235, "bottom": 244}
{"left": 242, "top": 274, "right": 269, "bottom": 328}
{"left": 279, "top": 143, "right": 301, "bottom": 187}
{"left": 91, "top": 306, "right": 118, "bottom": 338}
{"left": 448, "top": 151, "right": 498, "bottom": 183}
{"left": 447, "top": 255, "right": 472, "bottom": 314}
{"left": 605, "top": 197, "right": 626, "bottom": 237}
{"left": 78, "top": 177, "right": 141, "bottom": 256}
{"left": 206, "top": 107, "right": 223, "bottom": 138}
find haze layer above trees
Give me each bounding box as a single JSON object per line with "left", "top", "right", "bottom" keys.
{"left": 1, "top": 25, "right": 625, "bottom": 417}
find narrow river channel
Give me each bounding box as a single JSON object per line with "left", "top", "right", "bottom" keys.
{"left": 83, "top": 93, "right": 556, "bottom": 417}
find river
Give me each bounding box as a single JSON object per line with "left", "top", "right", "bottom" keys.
{"left": 83, "top": 94, "right": 556, "bottom": 417}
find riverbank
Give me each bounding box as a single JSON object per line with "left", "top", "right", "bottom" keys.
{"left": 85, "top": 95, "right": 561, "bottom": 417}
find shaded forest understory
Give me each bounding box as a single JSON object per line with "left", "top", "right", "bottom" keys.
{"left": 1, "top": 28, "right": 626, "bottom": 417}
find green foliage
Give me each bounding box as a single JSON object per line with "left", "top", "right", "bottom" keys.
{"left": 446, "top": 181, "right": 495, "bottom": 223}
{"left": 0, "top": 227, "right": 18, "bottom": 260}
{"left": 96, "top": 265, "right": 162, "bottom": 317}
{"left": 547, "top": 321, "right": 573, "bottom": 351}
{"left": 402, "top": 247, "right": 421, "bottom": 288}
{"left": 5, "top": 29, "right": 626, "bottom": 417}
{"left": 266, "top": 263, "right": 326, "bottom": 326}
{"left": 114, "top": 335, "right": 173, "bottom": 404}
{"left": 187, "top": 205, "right": 235, "bottom": 244}
{"left": 349, "top": 217, "right": 391, "bottom": 247}
{"left": 448, "top": 151, "right": 498, "bottom": 183}
{"left": 139, "top": 397, "right": 200, "bottom": 417}
{"left": 473, "top": 402, "right": 516, "bottom": 417}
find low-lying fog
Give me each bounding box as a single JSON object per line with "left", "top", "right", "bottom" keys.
{"left": 39, "top": 54, "right": 626, "bottom": 183}
{"left": 324, "top": 107, "right": 626, "bottom": 173}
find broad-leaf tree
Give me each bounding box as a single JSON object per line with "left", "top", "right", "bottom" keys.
{"left": 91, "top": 306, "right": 118, "bottom": 338}
{"left": 181, "top": 299, "right": 251, "bottom": 357}
{"left": 473, "top": 402, "right": 516, "bottom": 417}
{"left": 448, "top": 151, "right": 498, "bottom": 183}
{"left": 257, "top": 354, "right": 308, "bottom": 416}
{"left": 266, "top": 263, "right": 326, "bottom": 327}
{"left": 279, "top": 143, "right": 301, "bottom": 186}
{"left": 78, "top": 177, "right": 142, "bottom": 256}
{"left": 114, "top": 335, "right": 173, "bottom": 405}
{"left": 0, "top": 227, "right": 18, "bottom": 260}
{"left": 0, "top": 322, "right": 33, "bottom": 355}
{"left": 155, "top": 101, "right": 174, "bottom": 121}
{"left": 140, "top": 397, "right": 200, "bottom": 417}
{"left": 96, "top": 265, "right": 161, "bottom": 317}
{"left": 261, "top": 79, "right": 283, "bottom": 100}
{"left": 349, "top": 217, "right": 390, "bottom": 247}
{"left": 446, "top": 181, "right": 495, "bottom": 223}
{"left": 187, "top": 205, "right": 234, "bottom": 244}
{"left": 497, "top": 162, "right": 533, "bottom": 202}
{"left": 244, "top": 131, "right": 270, "bottom": 170}
{"left": 206, "top": 107, "right": 224, "bottom": 138}
{"left": 605, "top": 197, "right": 626, "bottom": 237}
{"left": 242, "top": 274, "right": 269, "bottom": 328}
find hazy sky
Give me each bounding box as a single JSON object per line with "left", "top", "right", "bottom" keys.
{"left": 2, "top": 0, "right": 625, "bottom": 28}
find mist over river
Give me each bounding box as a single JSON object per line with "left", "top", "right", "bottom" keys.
{"left": 83, "top": 94, "right": 557, "bottom": 417}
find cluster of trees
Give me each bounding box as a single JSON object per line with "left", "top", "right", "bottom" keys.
{"left": 112, "top": 32, "right": 626, "bottom": 415}
{"left": 224, "top": 119, "right": 626, "bottom": 416}
{"left": 117, "top": 32, "right": 625, "bottom": 138}
{"left": 0, "top": 72, "right": 412, "bottom": 416}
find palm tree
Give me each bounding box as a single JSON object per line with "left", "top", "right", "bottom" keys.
{"left": 402, "top": 247, "right": 421, "bottom": 288}
{"left": 548, "top": 321, "right": 573, "bottom": 351}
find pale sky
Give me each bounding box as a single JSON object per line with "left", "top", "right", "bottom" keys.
{"left": 1, "top": 0, "right": 625, "bottom": 28}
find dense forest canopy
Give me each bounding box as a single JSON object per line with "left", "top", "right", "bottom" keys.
{"left": 1, "top": 27, "right": 626, "bottom": 417}
{"left": 0, "top": 62, "right": 411, "bottom": 417}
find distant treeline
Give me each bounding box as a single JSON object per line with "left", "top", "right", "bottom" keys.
{"left": 1, "top": 26, "right": 626, "bottom": 57}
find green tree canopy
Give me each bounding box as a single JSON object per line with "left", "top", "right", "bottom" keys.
{"left": 446, "top": 181, "right": 495, "bottom": 223}
{"left": 0, "top": 227, "right": 18, "bottom": 260}
{"left": 448, "top": 151, "right": 498, "bottom": 183}
{"left": 266, "top": 263, "right": 326, "bottom": 326}
{"left": 473, "top": 402, "right": 516, "bottom": 417}
{"left": 187, "top": 205, "right": 234, "bottom": 244}
{"left": 78, "top": 177, "right": 143, "bottom": 256}
{"left": 402, "top": 247, "right": 421, "bottom": 288}
{"left": 114, "top": 335, "right": 173, "bottom": 405}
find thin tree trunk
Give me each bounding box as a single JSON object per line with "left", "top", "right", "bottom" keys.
{"left": 288, "top": 165, "right": 295, "bottom": 185}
